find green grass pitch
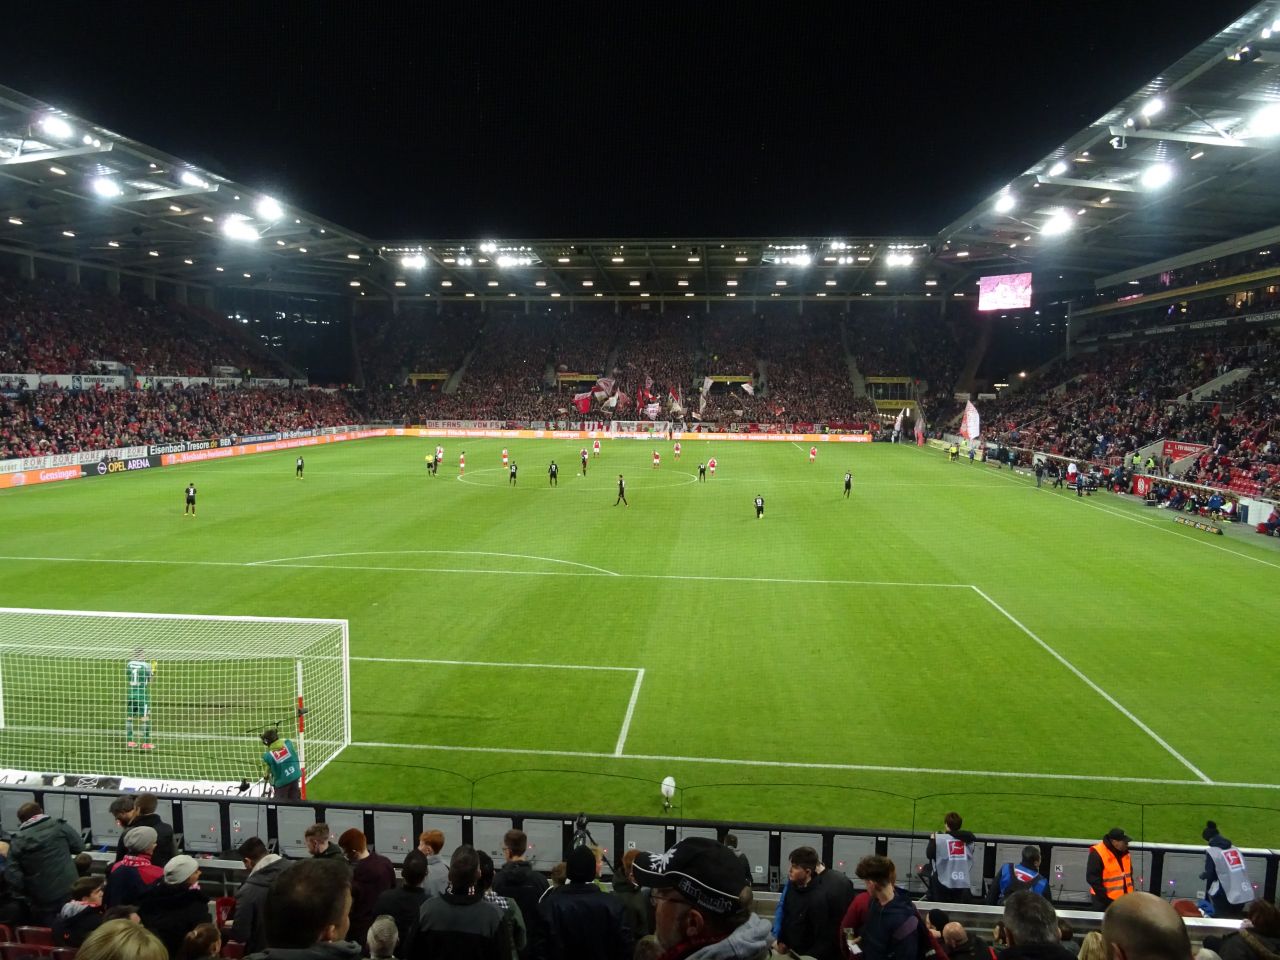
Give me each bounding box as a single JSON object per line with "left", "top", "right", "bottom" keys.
{"left": 3, "top": 436, "right": 1280, "bottom": 845}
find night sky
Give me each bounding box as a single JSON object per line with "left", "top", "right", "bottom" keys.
{"left": 3, "top": 1, "right": 1258, "bottom": 240}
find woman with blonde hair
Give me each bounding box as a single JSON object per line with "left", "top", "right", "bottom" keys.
{"left": 1078, "top": 931, "right": 1107, "bottom": 960}
{"left": 77, "top": 919, "right": 168, "bottom": 960}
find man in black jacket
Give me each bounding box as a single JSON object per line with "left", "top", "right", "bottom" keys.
{"left": 405, "top": 845, "right": 505, "bottom": 960}
{"left": 539, "top": 846, "right": 632, "bottom": 960}
{"left": 776, "top": 846, "right": 854, "bottom": 960}
{"left": 137, "top": 855, "right": 211, "bottom": 959}
{"left": 229, "top": 837, "right": 292, "bottom": 954}
{"left": 246, "top": 858, "right": 362, "bottom": 960}
{"left": 111, "top": 794, "right": 176, "bottom": 868}
{"left": 494, "top": 829, "right": 549, "bottom": 960}
{"left": 372, "top": 850, "right": 428, "bottom": 950}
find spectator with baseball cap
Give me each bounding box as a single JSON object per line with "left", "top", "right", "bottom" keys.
{"left": 138, "top": 855, "right": 211, "bottom": 959}
{"left": 1087, "top": 828, "right": 1135, "bottom": 912}
{"left": 632, "top": 837, "right": 772, "bottom": 960}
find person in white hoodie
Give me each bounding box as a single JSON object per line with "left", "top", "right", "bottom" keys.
{"left": 229, "top": 837, "right": 292, "bottom": 954}
{"left": 632, "top": 837, "right": 773, "bottom": 960}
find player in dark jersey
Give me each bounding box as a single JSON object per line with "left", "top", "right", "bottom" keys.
{"left": 754, "top": 494, "right": 765, "bottom": 519}
{"left": 844, "top": 471, "right": 852, "bottom": 498}
{"left": 580, "top": 449, "right": 589, "bottom": 476}
{"left": 548, "top": 460, "right": 559, "bottom": 486}
{"left": 296, "top": 456, "right": 304, "bottom": 479}
{"left": 614, "top": 474, "right": 628, "bottom": 506}
{"left": 509, "top": 462, "right": 518, "bottom": 486}
{"left": 184, "top": 482, "right": 197, "bottom": 516}
{"left": 698, "top": 463, "right": 707, "bottom": 482}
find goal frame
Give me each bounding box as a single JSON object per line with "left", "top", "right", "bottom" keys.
{"left": 0, "top": 606, "right": 351, "bottom": 786}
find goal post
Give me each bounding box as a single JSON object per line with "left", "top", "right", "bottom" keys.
{"left": 0, "top": 607, "right": 350, "bottom": 789}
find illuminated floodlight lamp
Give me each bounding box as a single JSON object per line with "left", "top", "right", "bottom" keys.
{"left": 884, "top": 252, "right": 914, "bottom": 267}
{"left": 92, "top": 178, "right": 122, "bottom": 198}
{"left": 777, "top": 253, "right": 811, "bottom": 266}
{"left": 496, "top": 255, "right": 533, "bottom": 267}
{"left": 1048, "top": 160, "right": 1068, "bottom": 176}
{"left": 1249, "top": 103, "right": 1280, "bottom": 138}
{"left": 1140, "top": 98, "right": 1165, "bottom": 118}
{"left": 255, "top": 196, "right": 284, "bottom": 221}
{"left": 479, "top": 241, "right": 497, "bottom": 253}
{"left": 1140, "top": 162, "right": 1174, "bottom": 189}
{"left": 1040, "top": 209, "right": 1074, "bottom": 236}
{"left": 401, "top": 254, "right": 427, "bottom": 269}
{"left": 39, "top": 115, "right": 74, "bottom": 140}
{"left": 994, "top": 192, "right": 1017, "bottom": 214}
{"left": 179, "top": 170, "right": 209, "bottom": 189}
{"left": 221, "top": 216, "right": 259, "bottom": 241}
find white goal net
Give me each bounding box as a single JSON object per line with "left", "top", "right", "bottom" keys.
{"left": 0, "top": 607, "right": 350, "bottom": 788}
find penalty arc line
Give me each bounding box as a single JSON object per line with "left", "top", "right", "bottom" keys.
{"left": 248, "top": 550, "right": 621, "bottom": 577}
{"left": 969, "top": 584, "right": 1212, "bottom": 784}
{"left": 614, "top": 668, "right": 645, "bottom": 756}
{"left": 343, "top": 740, "right": 1280, "bottom": 789}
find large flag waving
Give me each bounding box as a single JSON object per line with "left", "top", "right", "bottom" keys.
{"left": 572, "top": 391, "right": 593, "bottom": 414}
{"left": 894, "top": 408, "right": 905, "bottom": 434}
{"left": 961, "top": 400, "right": 981, "bottom": 440}
{"left": 741, "top": 381, "right": 755, "bottom": 396}
{"left": 914, "top": 412, "right": 926, "bottom": 446}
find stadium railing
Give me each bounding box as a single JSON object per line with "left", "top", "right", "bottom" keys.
{"left": 1, "top": 783, "right": 1274, "bottom": 909}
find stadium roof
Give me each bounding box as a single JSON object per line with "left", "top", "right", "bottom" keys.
{"left": 3, "top": 2, "right": 1280, "bottom": 306}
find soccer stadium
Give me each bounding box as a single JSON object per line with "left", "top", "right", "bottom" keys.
{"left": 2, "top": 4, "right": 1280, "bottom": 958}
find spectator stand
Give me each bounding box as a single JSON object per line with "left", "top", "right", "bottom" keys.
{"left": 2, "top": 783, "right": 1276, "bottom": 913}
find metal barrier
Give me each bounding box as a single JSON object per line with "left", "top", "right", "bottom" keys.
{"left": 2, "top": 784, "right": 1275, "bottom": 907}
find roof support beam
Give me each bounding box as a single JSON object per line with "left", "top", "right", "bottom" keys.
{"left": 0, "top": 142, "right": 113, "bottom": 166}
{"left": 1106, "top": 125, "right": 1262, "bottom": 149}
{"left": 1035, "top": 175, "right": 1143, "bottom": 192}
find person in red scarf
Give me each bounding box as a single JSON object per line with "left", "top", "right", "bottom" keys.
{"left": 105, "top": 826, "right": 164, "bottom": 907}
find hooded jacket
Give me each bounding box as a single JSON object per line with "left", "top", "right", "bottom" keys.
{"left": 231, "top": 855, "right": 292, "bottom": 953}
{"left": 658, "top": 913, "right": 773, "bottom": 960}
{"left": 5, "top": 814, "right": 85, "bottom": 907}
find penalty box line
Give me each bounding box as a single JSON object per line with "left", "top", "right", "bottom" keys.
{"left": 350, "top": 656, "right": 644, "bottom": 756}
{"left": 968, "top": 585, "right": 1213, "bottom": 784}
{"left": 344, "top": 739, "right": 1280, "bottom": 791}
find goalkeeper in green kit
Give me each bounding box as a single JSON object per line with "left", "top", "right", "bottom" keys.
{"left": 126, "top": 650, "right": 155, "bottom": 749}
{"left": 260, "top": 728, "right": 304, "bottom": 801}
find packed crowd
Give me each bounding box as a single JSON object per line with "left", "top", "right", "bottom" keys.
{"left": 1, "top": 797, "right": 1263, "bottom": 960}
{"left": 0, "top": 384, "right": 361, "bottom": 459}
{"left": 355, "top": 306, "right": 479, "bottom": 389}
{"left": 989, "top": 331, "right": 1279, "bottom": 495}
{"left": 0, "top": 278, "right": 278, "bottom": 378}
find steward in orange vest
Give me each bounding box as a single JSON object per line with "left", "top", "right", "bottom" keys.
{"left": 1087, "top": 827, "right": 1135, "bottom": 910}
